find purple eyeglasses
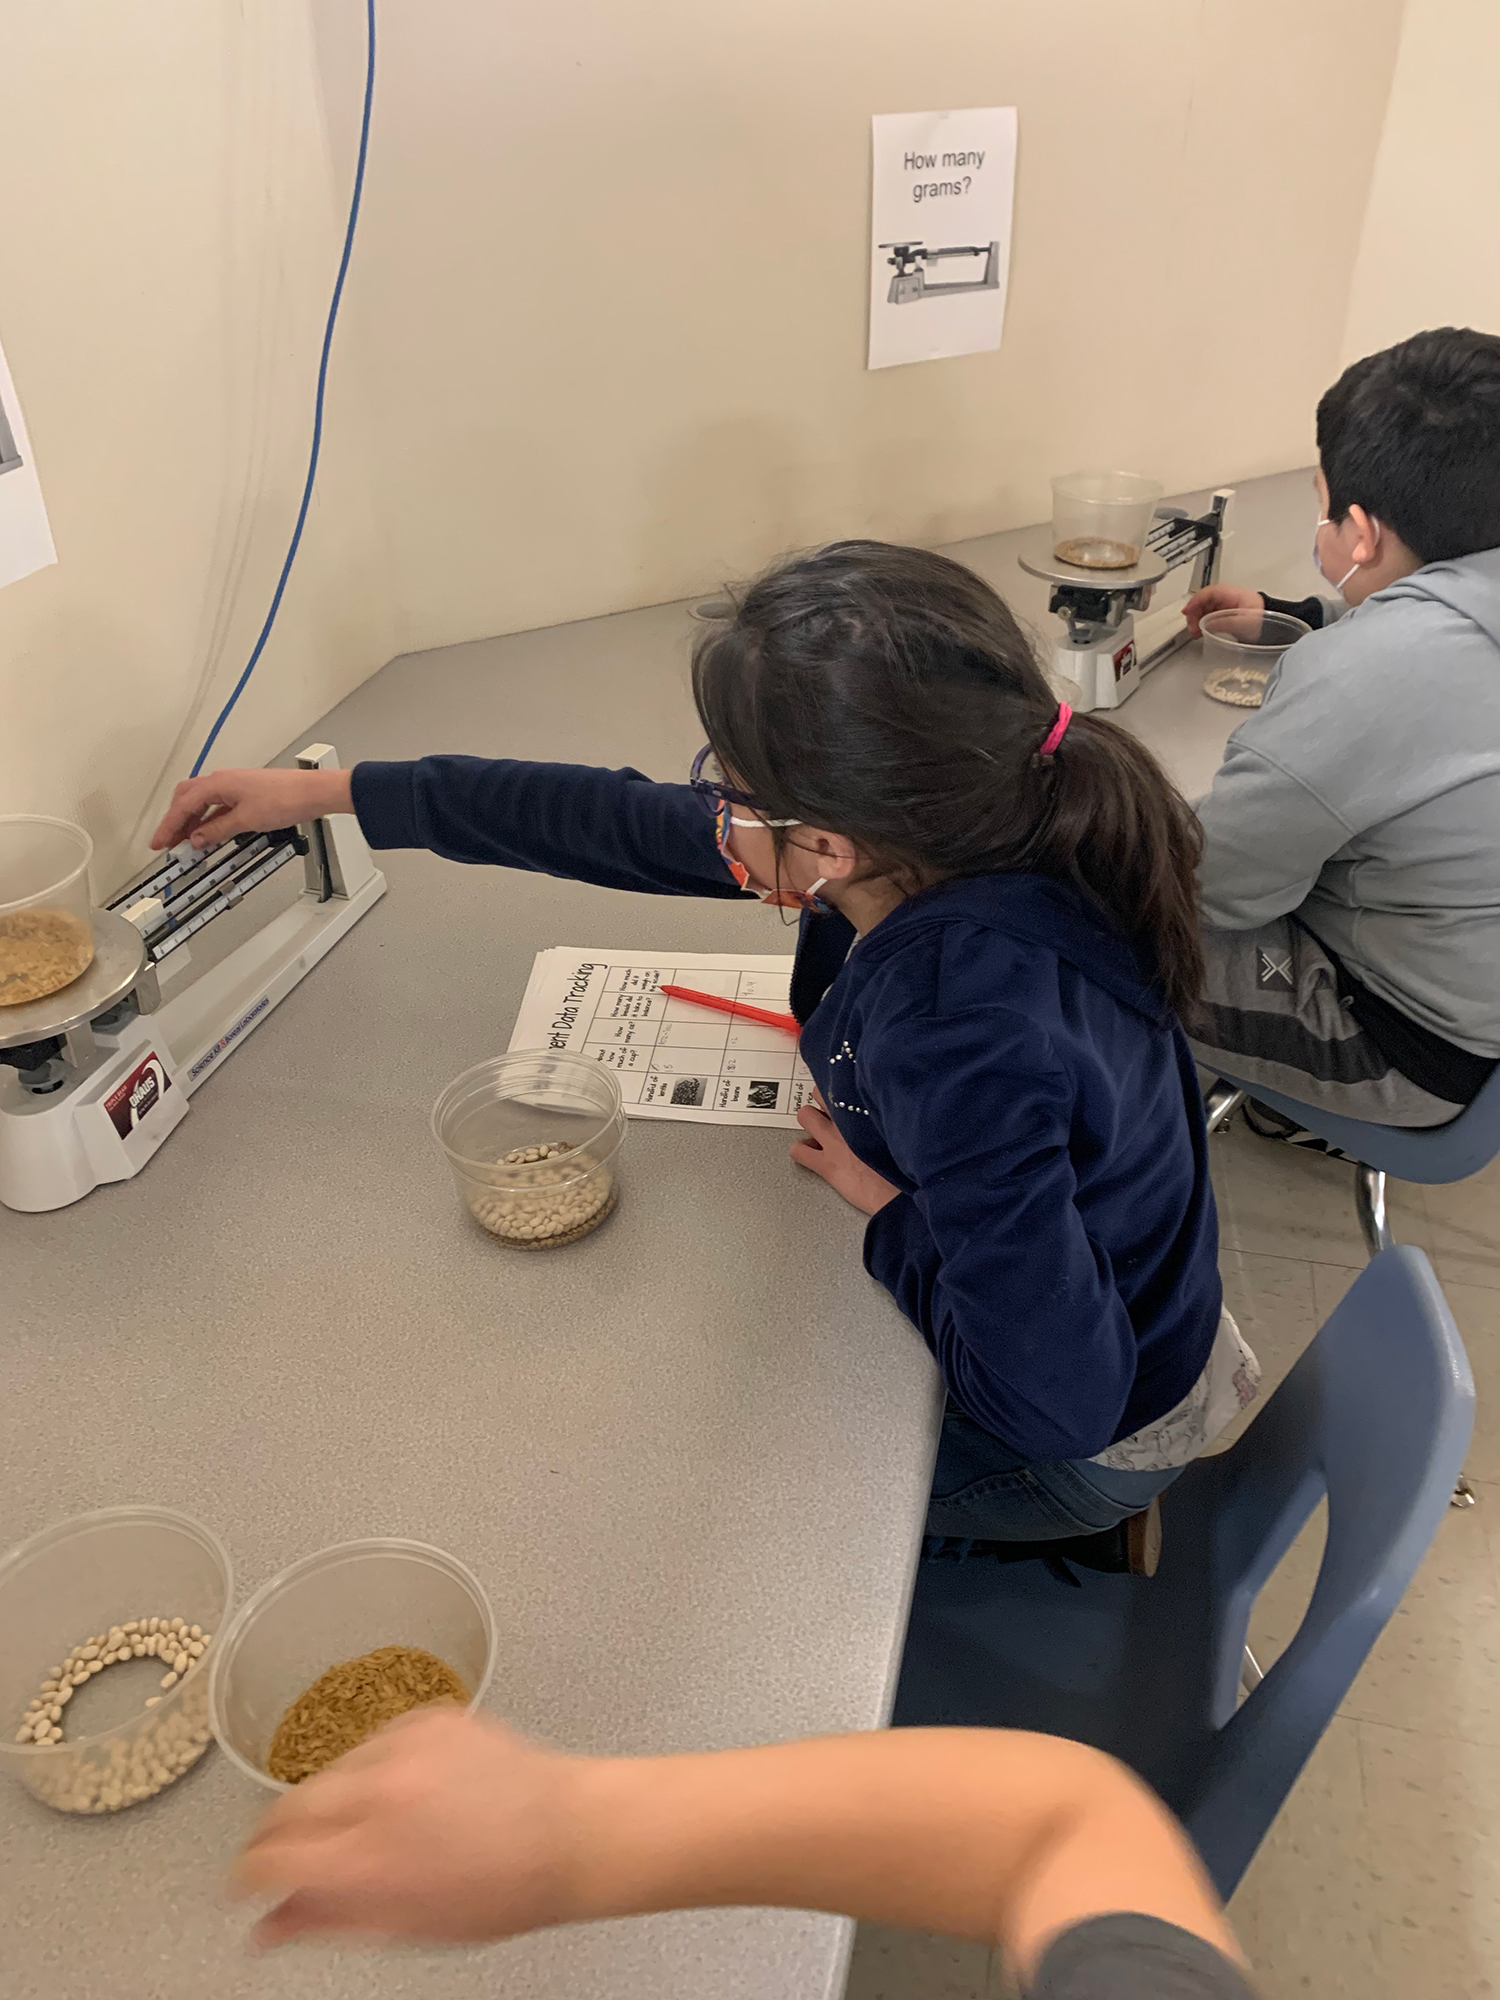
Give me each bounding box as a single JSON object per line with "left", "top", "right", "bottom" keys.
{"left": 688, "top": 744, "right": 765, "bottom": 816}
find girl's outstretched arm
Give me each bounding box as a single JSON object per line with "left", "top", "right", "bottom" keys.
{"left": 230, "top": 1709, "right": 1250, "bottom": 1992}
{"left": 350, "top": 754, "right": 744, "bottom": 898}
{"left": 154, "top": 757, "right": 744, "bottom": 901}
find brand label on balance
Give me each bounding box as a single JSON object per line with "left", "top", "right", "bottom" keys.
{"left": 103, "top": 1051, "right": 172, "bottom": 1138}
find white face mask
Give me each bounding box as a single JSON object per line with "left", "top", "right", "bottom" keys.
{"left": 1312, "top": 517, "right": 1365, "bottom": 597}
{"left": 722, "top": 812, "right": 830, "bottom": 912}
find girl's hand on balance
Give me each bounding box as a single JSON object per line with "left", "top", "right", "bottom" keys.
{"left": 150, "top": 766, "right": 354, "bottom": 853}
{"left": 791, "top": 1093, "right": 899, "bottom": 1216}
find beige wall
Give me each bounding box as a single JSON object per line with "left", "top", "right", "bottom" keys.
{"left": 3, "top": 0, "right": 1405, "bottom": 893}
{"left": 1343, "top": 0, "right": 1500, "bottom": 361}
{"left": 334, "top": 0, "right": 1402, "bottom": 657}
{"left": 0, "top": 1, "right": 396, "bottom": 891}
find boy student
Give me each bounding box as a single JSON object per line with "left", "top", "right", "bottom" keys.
{"left": 1183, "top": 327, "right": 1500, "bottom": 1134}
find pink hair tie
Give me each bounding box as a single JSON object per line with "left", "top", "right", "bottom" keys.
{"left": 1038, "top": 702, "right": 1072, "bottom": 757}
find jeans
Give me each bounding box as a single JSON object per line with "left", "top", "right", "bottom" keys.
{"left": 925, "top": 1403, "right": 1182, "bottom": 1542}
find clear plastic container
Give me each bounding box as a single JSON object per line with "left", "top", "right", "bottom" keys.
{"left": 1200, "top": 606, "right": 1312, "bottom": 708}
{"left": 208, "top": 1539, "right": 496, "bottom": 1792}
{"left": 0, "top": 815, "right": 96, "bottom": 1007}
{"left": 0, "top": 1506, "right": 233, "bottom": 1813}
{"left": 432, "top": 1049, "right": 626, "bottom": 1249}
{"left": 1050, "top": 471, "right": 1164, "bottom": 571}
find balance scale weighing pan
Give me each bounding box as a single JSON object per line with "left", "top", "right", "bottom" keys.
{"left": 1016, "top": 531, "right": 1170, "bottom": 595}
{"left": 0, "top": 743, "right": 385, "bottom": 1213}
{"left": 0, "top": 909, "right": 151, "bottom": 1054}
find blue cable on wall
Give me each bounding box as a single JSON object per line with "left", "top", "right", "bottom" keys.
{"left": 190, "top": 0, "right": 377, "bottom": 777}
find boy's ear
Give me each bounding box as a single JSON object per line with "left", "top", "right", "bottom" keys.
{"left": 1347, "top": 503, "right": 1382, "bottom": 563}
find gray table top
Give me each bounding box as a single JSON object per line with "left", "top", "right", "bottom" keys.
{"left": 0, "top": 466, "right": 1312, "bottom": 2000}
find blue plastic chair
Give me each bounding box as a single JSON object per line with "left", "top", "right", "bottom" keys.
{"left": 892, "top": 1247, "right": 1473, "bottom": 1898}
{"left": 1204, "top": 1062, "right": 1500, "bottom": 1259}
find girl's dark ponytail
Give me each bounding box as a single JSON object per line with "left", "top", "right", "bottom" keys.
{"left": 692, "top": 539, "right": 1208, "bottom": 1020}
{"left": 1018, "top": 709, "right": 1205, "bottom": 1018}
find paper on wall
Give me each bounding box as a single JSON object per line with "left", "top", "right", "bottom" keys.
{"left": 868, "top": 108, "right": 1017, "bottom": 371}
{"left": 0, "top": 327, "right": 57, "bottom": 590}
{"left": 508, "top": 947, "right": 817, "bottom": 1128}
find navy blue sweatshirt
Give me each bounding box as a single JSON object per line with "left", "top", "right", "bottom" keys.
{"left": 352, "top": 756, "right": 1223, "bottom": 1461}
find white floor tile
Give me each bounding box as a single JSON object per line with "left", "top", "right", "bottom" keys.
{"left": 1437, "top": 1283, "right": 1500, "bottom": 1484}
{"left": 1426, "top": 1153, "right": 1500, "bottom": 1295}
{"left": 1212, "top": 1119, "right": 1431, "bottom": 1269}
{"left": 1362, "top": 1720, "right": 1500, "bottom": 1999}
{"left": 1229, "top": 1717, "right": 1384, "bottom": 1999}
{"left": 1338, "top": 1475, "right": 1500, "bottom": 1747}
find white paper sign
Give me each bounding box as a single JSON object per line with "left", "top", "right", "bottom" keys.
{"left": 509, "top": 947, "right": 817, "bottom": 1127}
{"left": 0, "top": 327, "right": 57, "bottom": 591}
{"left": 868, "top": 108, "right": 1017, "bottom": 372}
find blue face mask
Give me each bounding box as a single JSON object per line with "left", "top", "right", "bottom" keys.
{"left": 1312, "top": 517, "right": 1362, "bottom": 597}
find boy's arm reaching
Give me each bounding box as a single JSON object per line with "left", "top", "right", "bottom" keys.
{"left": 228, "top": 1708, "right": 1254, "bottom": 1994}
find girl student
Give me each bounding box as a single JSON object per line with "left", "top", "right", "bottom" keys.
{"left": 154, "top": 541, "right": 1257, "bottom": 1567}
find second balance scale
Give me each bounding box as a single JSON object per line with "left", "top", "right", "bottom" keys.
{"left": 1019, "top": 485, "right": 1234, "bottom": 713}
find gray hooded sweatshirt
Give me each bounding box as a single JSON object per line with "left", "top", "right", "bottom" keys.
{"left": 1196, "top": 548, "right": 1500, "bottom": 1058}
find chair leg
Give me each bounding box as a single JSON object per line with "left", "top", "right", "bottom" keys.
{"left": 1355, "top": 1165, "right": 1393, "bottom": 1260}
{"left": 1241, "top": 1645, "right": 1264, "bottom": 1693}
{"left": 1204, "top": 1082, "right": 1247, "bottom": 1135}
{"left": 1452, "top": 1473, "right": 1478, "bottom": 1509}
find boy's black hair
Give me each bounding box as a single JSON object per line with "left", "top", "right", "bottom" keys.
{"left": 1316, "top": 327, "right": 1500, "bottom": 562}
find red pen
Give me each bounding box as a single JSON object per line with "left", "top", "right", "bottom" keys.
{"left": 658, "top": 983, "right": 800, "bottom": 1036}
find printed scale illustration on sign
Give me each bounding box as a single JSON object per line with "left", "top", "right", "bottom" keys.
{"left": 510, "top": 949, "right": 817, "bottom": 1127}
{"left": 881, "top": 239, "right": 1002, "bottom": 305}
{"left": 868, "top": 107, "right": 1017, "bottom": 371}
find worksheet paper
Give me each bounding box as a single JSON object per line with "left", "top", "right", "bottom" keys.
{"left": 509, "top": 948, "right": 815, "bottom": 1128}
{"left": 868, "top": 107, "right": 1017, "bottom": 371}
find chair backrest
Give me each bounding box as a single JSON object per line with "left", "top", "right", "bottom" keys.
{"left": 1178, "top": 1246, "right": 1473, "bottom": 1890}
{"left": 1219, "top": 1059, "right": 1500, "bottom": 1183}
